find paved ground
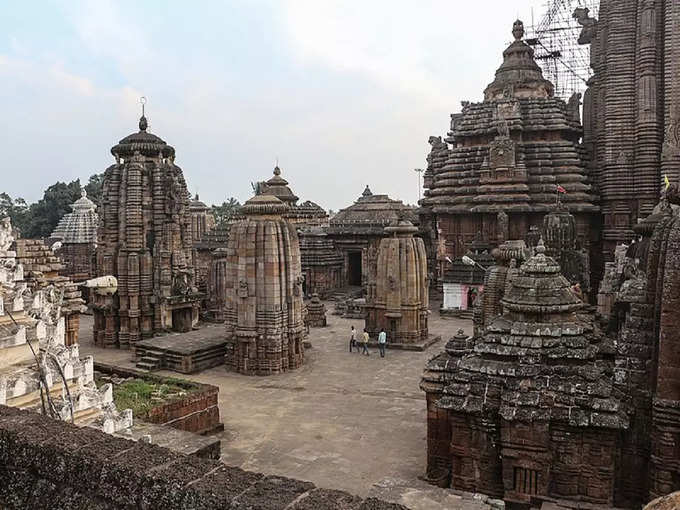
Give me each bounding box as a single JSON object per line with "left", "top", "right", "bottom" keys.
{"left": 79, "top": 302, "right": 471, "bottom": 496}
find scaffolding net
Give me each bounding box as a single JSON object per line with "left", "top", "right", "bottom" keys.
{"left": 526, "top": 0, "right": 599, "bottom": 101}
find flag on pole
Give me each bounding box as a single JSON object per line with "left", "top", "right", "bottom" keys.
{"left": 664, "top": 174, "right": 671, "bottom": 190}
{"left": 556, "top": 184, "right": 567, "bottom": 194}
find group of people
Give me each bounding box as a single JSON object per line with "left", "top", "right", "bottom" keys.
{"left": 349, "top": 325, "right": 387, "bottom": 357}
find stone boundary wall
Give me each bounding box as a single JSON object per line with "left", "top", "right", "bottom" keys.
{"left": 0, "top": 405, "right": 409, "bottom": 510}
{"left": 96, "top": 362, "right": 223, "bottom": 435}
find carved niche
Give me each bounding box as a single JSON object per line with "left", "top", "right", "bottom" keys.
{"left": 489, "top": 139, "right": 516, "bottom": 169}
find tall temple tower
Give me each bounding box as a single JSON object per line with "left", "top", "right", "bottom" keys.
{"left": 580, "top": 0, "right": 680, "bottom": 257}
{"left": 93, "top": 114, "right": 201, "bottom": 348}
{"left": 223, "top": 194, "right": 305, "bottom": 375}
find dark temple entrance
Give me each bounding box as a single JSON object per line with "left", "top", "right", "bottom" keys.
{"left": 348, "top": 251, "right": 362, "bottom": 286}
{"left": 172, "top": 307, "right": 193, "bottom": 333}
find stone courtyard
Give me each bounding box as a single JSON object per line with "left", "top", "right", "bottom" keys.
{"left": 79, "top": 301, "right": 469, "bottom": 496}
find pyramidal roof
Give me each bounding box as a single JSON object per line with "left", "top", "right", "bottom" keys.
{"left": 50, "top": 189, "right": 98, "bottom": 244}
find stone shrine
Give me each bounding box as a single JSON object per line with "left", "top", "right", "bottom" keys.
{"left": 305, "top": 293, "right": 327, "bottom": 327}
{"left": 224, "top": 195, "right": 305, "bottom": 375}
{"left": 365, "top": 220, "right": 429, "bottom": 345}
{"left": 50, "top": 188, "right": 99, "bottom": 282}
{"left": 327, "top": 186, "right": 418, "bottom": 290}
{"left": 93, "top": 114, "right": 201, "bottom": 348}
{"left": 298, "top": 227, "right": 343, "bottom": 298}
{"left": 422, "top": 241, "right": 629, "bottom": 507}
{"left": 420, "top": 20, "right": 599, "bottom": 292}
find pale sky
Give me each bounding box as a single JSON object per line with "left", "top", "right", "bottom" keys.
{"left": 1, "top": 0, "right": 551, "bottom": 211}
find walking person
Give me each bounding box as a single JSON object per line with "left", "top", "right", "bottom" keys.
{"left": 361, "top": 328, "right": 370, "bottom": 355}
{"left": 350, "top": 325, "right": 357, "bottom": 352}
{"left": 378, "top": 328, "right": 387, "bottom": 358}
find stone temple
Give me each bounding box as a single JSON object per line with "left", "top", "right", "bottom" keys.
{"left": 93, "top": 114, "right": 201, "bottom": 348}
{"left": 224, "top": 194, "right": 305, "bottom": 375}
{"left": 365, "top": 220, "right": 429, "bottom": 345}
{"left": 49, "top": 189, "right": 99, "bottom": 282}
{"left": 420, "top": 20, "right": 599, "bottom": 295}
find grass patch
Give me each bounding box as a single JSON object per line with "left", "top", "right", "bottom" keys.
{"left": 100, "top": 378, "right": 192, "bottom": 420}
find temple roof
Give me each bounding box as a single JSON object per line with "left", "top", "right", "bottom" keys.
{"left": 484, "top": 20, "right": 554, "bottom": 101}
{"left": 260, "top": 166, "right": 299, "bottom": 205}
{"left": 111, "top": 115, "right": 175, "bottom": 159}
{"left": 240, "top": 194, "right": 288, "bottom": 217}
{"left": 50, "top": 189, "right": 98, "bottom": 244}
{"left": 189, "top": 194, "right": 209, "bottom": 212}
{"left": 426, "top": 242, "right": 630, "bottom": 429}
{"left": 328, "top": 187, "right": 418, "bottom": 236}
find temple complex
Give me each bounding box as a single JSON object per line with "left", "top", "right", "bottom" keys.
{"left": 327, "top": 186, "right": 418, "bottom": 289}
{"left": 365, "top": 220, "right": 429, "bottom": 345}
{"left": 223, "top": 195, "right": 305, "bottom": 375}
{"left": 420, "top": 20, "right": 599, "bottom": 292}
{"left": 50, "top": 189, "right": 99, "bottom": 282}
{"left": 0, "top": 217, "right": 131, "bottom": 433}
{"left": 93, "top": 114, "right": 201, "bottom": 348}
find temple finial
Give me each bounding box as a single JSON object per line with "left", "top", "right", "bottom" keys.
{"left": 513, "top": 19, "right": 525, "bottom": 41}
{"left": 139, "top": 96, "right": 148, "bottom": 131}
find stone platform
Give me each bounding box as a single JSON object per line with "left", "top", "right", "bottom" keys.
{"left": 134, "top": 324, "right": 226, "bottom": 374}
{"left": 117, "top": 421, "right": 221, "bottom": 459}
{"left": 366, "top": 335, "right": 441, "bottom": 352}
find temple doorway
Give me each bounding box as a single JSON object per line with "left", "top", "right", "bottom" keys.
{"left": 172, "top": 307, "right": 193, "bottom": 333}
{"left": 348, "top": 251, "right": 362, "bottom": 286}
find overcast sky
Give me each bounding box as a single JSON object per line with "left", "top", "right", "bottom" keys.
{"left": 1, "top": 0, "right": 550, "bottom": 211}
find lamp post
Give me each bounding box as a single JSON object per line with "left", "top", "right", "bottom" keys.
{"left": 462, "top": 255, "right": 488, "bottom": 272}
{"left": 414, "top": 168, "right": 424, "bottom": 203}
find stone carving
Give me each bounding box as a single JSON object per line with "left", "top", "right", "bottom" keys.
{"left": 567, "top": 92, "right": 582, "bottom": 123}
{"left": 496, "top": 210, "right": 508, "bottom": 243}
{"left": 238, "top": 279, "right": 248, "bottom": 298}
{"left": 495, "top": 117, "right": 510, "bottom": 138}
{"left": 489, "top": 138, "right": 515, "bottom": 168}
{"left": 0, "top": 217, "right": 12, "bottom": 252}
{"left": 573, "top": 7, "right": 596, "bottom": 44}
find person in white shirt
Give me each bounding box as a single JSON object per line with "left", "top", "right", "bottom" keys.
{"left": 378, "top": 329, "right": 387, "bottom": 358}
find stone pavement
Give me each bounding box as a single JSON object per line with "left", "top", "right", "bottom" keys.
{"left": 79, "top": 301, "right": 471, "bottom": 496}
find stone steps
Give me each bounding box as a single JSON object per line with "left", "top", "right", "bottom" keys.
{"left": 136, "top": 355, "right": 160, "bottom": 371}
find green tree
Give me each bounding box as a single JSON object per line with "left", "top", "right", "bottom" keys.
{"left": 211, "top": 197, "right": 241, "bottom": 227}
{"left": 23, "top": 180, "right": 82, "bottom": 238}
{"left": 84, "top": 173, "right": 105, "bottom": 208}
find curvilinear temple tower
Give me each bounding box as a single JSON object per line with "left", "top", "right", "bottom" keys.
{"left": 581, "top": 0, "right": 680, "bottom": 258}
{"left": 223, "top": 194, "right": 305, "bottom": 375}
{"left": 93, "top": 114, "right": 201, "bottom": 348}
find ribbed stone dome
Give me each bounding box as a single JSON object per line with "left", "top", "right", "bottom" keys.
{"left": 50, "top": 189, "right": 98, "bottom": 244}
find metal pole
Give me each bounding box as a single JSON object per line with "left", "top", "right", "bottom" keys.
{"left": 414, "top": 168, "right": 424, "bottom": 203}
